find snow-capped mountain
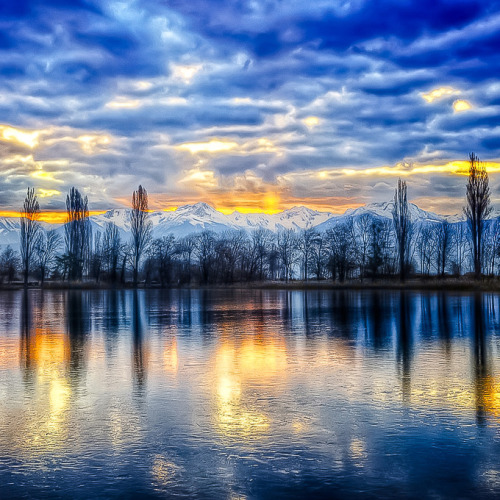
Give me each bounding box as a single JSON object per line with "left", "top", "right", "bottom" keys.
{"left": 86, "top": 203, "right": 335, "bottom": 239}
{"left": 0, "top": 217, "right": 22, "bottom": 247}
{"left": 314, "top": 201, "right": 446, "bottom": 233}
{"left": 226, "top": 206, "right": 334, "bottom": 232}
{"left": 0, "top": 201, "right": 479, "bottom": 251}
{"left": 344, "top": 202, "right": 444, "bottom": 223}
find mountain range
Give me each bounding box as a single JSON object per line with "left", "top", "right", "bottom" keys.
{"left": 0, "top": 201, "right": 467, "bottom": 250}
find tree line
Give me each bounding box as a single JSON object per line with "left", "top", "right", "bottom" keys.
{"left": 0, "top": 153, "right": 495, "bottom": 286}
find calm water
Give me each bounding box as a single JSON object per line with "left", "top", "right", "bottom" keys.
{"left": 1, "top": 289, "right": 500, "bottom": 499}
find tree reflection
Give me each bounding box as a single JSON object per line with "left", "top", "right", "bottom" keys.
{"left": 437, "top": 293, "right": 451, "bottom": 358}
{"left": 368, "top": 292, "right": 387, "bottom": 350}
{"left": 132, "top": 290, "right": 147, "bottom": 391}
{"left": 66, "top": 290, "right": 90, "bottom": 381}
{"left": 103, "top": 289, "right": 121, "bottom": 358}
{"left": 396, "top": 291, "right": 412, "bottom": 403}
{"left": 472, "top": 293, "right": 492, "bottom": 426}
{"left": 20, "top": 289, "right": 35, "bottom": 384}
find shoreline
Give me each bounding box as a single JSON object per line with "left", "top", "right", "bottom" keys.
{"left": 2, "top": 278, "right": 500, "bottom": 292}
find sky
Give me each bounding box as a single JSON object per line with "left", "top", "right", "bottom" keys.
{"left": 1, "top": 0, "right": 500, "bottom": 218}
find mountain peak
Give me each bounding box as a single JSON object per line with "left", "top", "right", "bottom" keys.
{"left": 284, "top": 206, "right": 318, "bottom": 215}
{"left": 177, "top": 202, "right": 217, "bottom": 217}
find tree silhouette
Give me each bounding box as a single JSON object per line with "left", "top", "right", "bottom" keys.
{"left": 20, "top": 187, "right": 41, "bottom": 285}
{"left": 392, "top": 179, "right": 411, "bottom": 282}
{"left": 35, "top": 229, "right": 61, "bottom": 285}
{"left": 130, "top": 185, "right": 152, "bottom": 285}
{"left": 65, "top": 187, "right": 91, "bottom": 280}
{"left": 464, "top": 153, "right": 491, "bottom": 280}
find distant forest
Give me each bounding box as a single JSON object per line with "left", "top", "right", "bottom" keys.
{"left": 0, "top": 153, "right": 496, "bottom": 287}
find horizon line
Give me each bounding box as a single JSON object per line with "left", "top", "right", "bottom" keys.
{"left": 0, "top": 199, "right": 470, "bottom": 224}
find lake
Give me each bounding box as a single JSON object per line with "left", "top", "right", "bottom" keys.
{"left": 1, "top": 289, "right": 500, "bottom": 499}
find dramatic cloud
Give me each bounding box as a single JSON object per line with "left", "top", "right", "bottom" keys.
{"left": 1, "top": 0, "right": 499, "bottom": 215}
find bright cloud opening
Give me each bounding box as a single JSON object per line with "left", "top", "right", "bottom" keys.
{"left": 453, "top": 99, "right": 473, "bottom": 112}
{"left": 106, "top": 98, "right": 142, "bottom": 109}
{"left": 38, "top": 189, "right": 61, "bottom": 198}
{"left": 302, "top": 116, "right": 321, "bottom": 129}
{"left": 170, "top": 64, "right": 202, "bottom": 84}
{"left": 176, "top": 140, "right": 239, "bottom": 154}
{"left": 421, "top": 87, "right": 460, "bottom": 103}
{"left": 78, "top": 134, "right": 111, "bottom": 153}
{"left": 0, "top": 125, "right": 41, "bottom": 149}
{"left": 179, "top": 168, "right": 218, "bottom": 188}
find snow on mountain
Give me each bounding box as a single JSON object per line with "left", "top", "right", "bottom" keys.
{"left": 86, "top": 203, "right": 335, "bottom": 238}
{"left": 226, "top": 206, "right": 334, "bottom": 232}
{"left": 0, "top": 217, "right": 22, "bottom": 247}
{"left": 0, "top": 201, "right": 485, "bottom": 251}
{"left": 344, "top": 202, "right": 444, "bottom": 223}
{"left": 315, "top": 202, "right": 445, "bottom": 233}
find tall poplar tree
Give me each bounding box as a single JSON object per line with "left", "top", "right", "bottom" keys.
{"left": 130, "top": 185, "right": 152, "bottom": 285}
{"left": 20, "top": 187, "right": 41, "bottom": 285}
{"left": 464, "top": 152, "right": 491, "bottom": 279}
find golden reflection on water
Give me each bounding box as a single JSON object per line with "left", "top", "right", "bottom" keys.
{"left": 19, "top": 328, "right": 72, "bottom": 454}
{"left": 151, "top": 454, "right": 181, "bottom": 488}
{"left": 212, "top": 332, "right": 287, "bottom": 439}
{"left": 163, "top": 336, "right": 179, "bottom": 373}
{"left": 477, "top": 375, "right": 500, "bottom": 418}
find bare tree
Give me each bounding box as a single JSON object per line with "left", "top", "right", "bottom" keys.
{"left": 102, "top": 222, "right": 122, "bottom": 284}
{"left": 392, "top": 179, "right": 412, "bottom": 282}
{"left": 35, "top": 229, "right": 61, "bottom": 285}
{"left": 0, "top": 246, "right": 19, "bottom": 284}
{"left": 251, "top": 228, "right": 272, "bottom": 281}
{"left": 482, "top": 219, "right": 500, "bottom": 276}
{"left": 327, "top": 220, "right": 355, "bottom": 282}
{"left": 130, "top": 185, "right": 152, "bottom": 285}
{"left": 464, "top": 153, "right": 491, "bottom": 279}
{"left": 277, "top": 229, "right": 298, "bottom": 282}
{"left": 178, "top": 234, "right": 196, "bottom": 284}
{"left": 416, "top": 224, "right": 433, "bottom": 276}
{"left": 453, "top": 221, "right": 467, "bottom": 276}
{"left": 195, "top": 230, "right": 216, "bottom": 284}
{"left": 311, "top": 232, "right": 327, "bottom": 280}
{"left": 298, "top": 228, "right": 319, "bottom": 281}
{"left": 65, "top": 187, "right": 91, "bottom": 280}
{"left": 151, "top": 234, "right": 176, "bottom": 286}
{"left": 436, "top": 220, "right": 452, "bottom": 277}
{"left": 355, "top": 213, "right": 372, "bottom": 280}
{"left": 367, "top": 218, "right": 383, "bottom": 280}
{"left": 20, "top": 187, "right": 41, "bottom": 285}
{"left": 90, "top": 232, "right": 103, "bottom": 283}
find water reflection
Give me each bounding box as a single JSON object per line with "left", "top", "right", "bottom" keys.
{"left": 397, "top": 291, "right": 412, "bottom": 403}
{"left": 1, "top": 289, "right": 500, "bottom": 498}
{"left": 132, "top": 290, "right": 147, "bottom": 391}
{"left": 17, "top": 291, "right": 72, "bottom": 455}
